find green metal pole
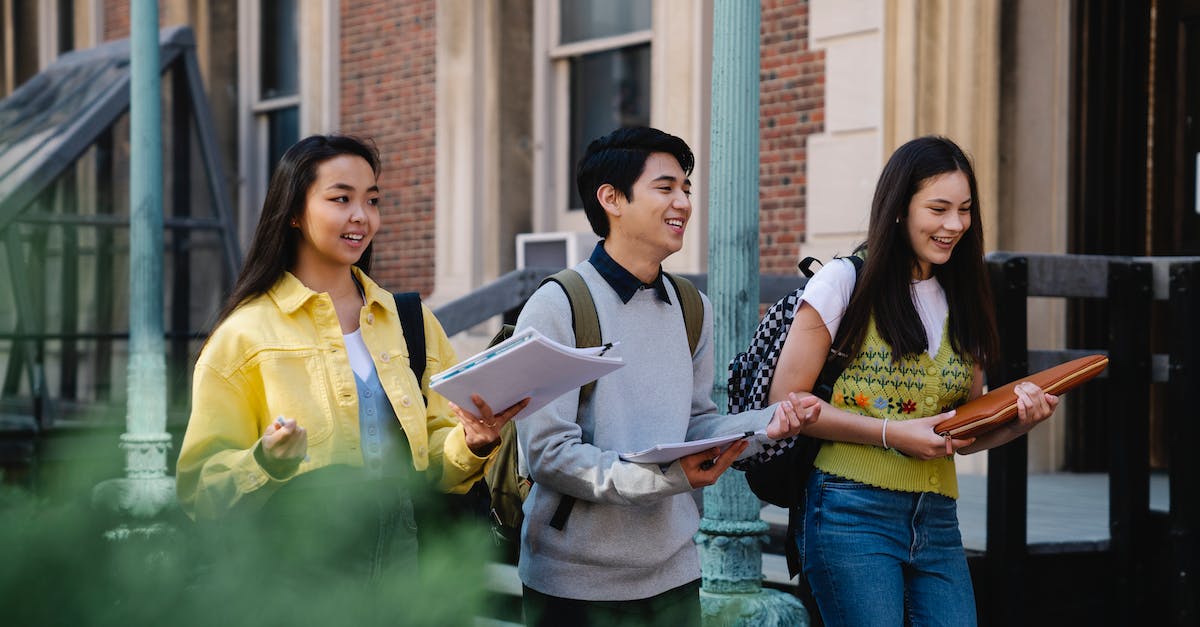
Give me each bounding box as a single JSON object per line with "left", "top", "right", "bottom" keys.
{"left": 698, "top": 0, "right": 808, "bottom": 624}
{"left": 94, "top": 0, "right": 175, "bottom": 530}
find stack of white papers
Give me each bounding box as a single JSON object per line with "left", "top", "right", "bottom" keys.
{"left": 620, "top": 430, "right": 765, "bottom": 464}
{"left": 431, "top": 327, "right": 624, "bottom": 419}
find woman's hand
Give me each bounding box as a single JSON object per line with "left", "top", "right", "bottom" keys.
{"left": 260, "top": 416, "right": 308, "bottom": 477}
{"left": 680, "top": 440, "right": 749, "bottom": 488}
{"left": 263, "top": 416, "right": 308, "bottom": 462}
{"left": 765, "top": 392, "right": 821, "bottom": 440}
{"left": 451, "top": 394, "right": 531, "bottom": 456}
{"left": 1008, "top": 381, "right": 1059, "bottom": 436}
{"left": 885, "top": 414, "right": 975, "bottom": 460}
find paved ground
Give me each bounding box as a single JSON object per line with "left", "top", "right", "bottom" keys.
{"left": 756, "top": 471, "right": 1170, "bottom": 584}
{"left": 955, "top": 471, "right": 1169, "bottom": 551}
{"left": 490, "top": 472, "right": 1173, "bottom": 591}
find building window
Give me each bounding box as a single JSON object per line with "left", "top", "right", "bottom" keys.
{"left": 551, "top": 0, "right": 652, "bottom": 211}
{"left": 252, "top": 0, "right": 300, "bottom": 184}
{"left": 237, "top": 0, "right": 338, "bottom": 243}
{"left": 238, "top": 0, "right": 311, "bottom": 244}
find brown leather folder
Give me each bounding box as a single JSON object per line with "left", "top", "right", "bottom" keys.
{"left": 935, "top": 354, "right": 1109, "bottom": 439}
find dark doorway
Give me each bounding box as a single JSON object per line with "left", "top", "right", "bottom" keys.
{"left": 1067, "top": 0, "right": 1199, "bottom": 471}
{"left": 1151, "top": 0, "right": 1200, "bottom": 256}
{"left": 1067, "top": 0, "right": 1152, "bottom": 471}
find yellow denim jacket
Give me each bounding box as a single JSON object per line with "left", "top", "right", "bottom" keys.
{"left": 177, "top": 268, "right": 488, "bottom": 520}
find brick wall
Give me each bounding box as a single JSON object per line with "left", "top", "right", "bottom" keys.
{"left": 339, "top": 0, "right": 437, "bottom": 295}
{"left": 103, "top": 0, "right": 130, "bottom": 40}
{"left": 759, "top": 0, "right": 824, "bottom": 274}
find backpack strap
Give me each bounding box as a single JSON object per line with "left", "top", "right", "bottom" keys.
{"left": 538, "top": 269, "right": 601, "bottom": 531}
{"left": 541, "top": 269, "right": 603, "bottom": 404}
{"left": 812, "top": 255, "right": 864, "bottom": 401}
{"left": 664, "top": 272, "right": 703, "bottom": 356}
{"left": 393, "top": 292, "right": 427, "bottom": 387}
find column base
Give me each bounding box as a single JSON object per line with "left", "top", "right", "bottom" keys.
{"left": 92, "top": 475, "right": 177, "bottom": 520}
{"left": 700, "top": 588, "right": 810, "bottom": 627}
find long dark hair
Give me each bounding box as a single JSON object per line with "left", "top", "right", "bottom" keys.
{"left": 211, "top": 134, "right": 381, "bottom": 331}
{"left": 833, "top": 135, "right": 999, "bottom": 369}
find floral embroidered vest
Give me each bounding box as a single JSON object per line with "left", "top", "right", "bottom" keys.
{"left": 813, "top": 316, "right": 974, "bottom": 498}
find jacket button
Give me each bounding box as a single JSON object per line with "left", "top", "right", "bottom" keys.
{"left": 380, "top": 352, "right": 390, "bottom": 362}
{"left": 366, "top": 313, "right": 374, "bottom": 324}
{"left": 401, "top": 396, "right": 412, "bottom": 407}
{"left": 927, "top": 366, "right": 938, "bottom": 376}
{"left": 929, "top": 476, "right": 940, "bottom": 486}
{"left": 925, "top": 397, "right": 936, "bottom": 406}
{"left": 418, "top": 446, "right": 427, "bottom": 456}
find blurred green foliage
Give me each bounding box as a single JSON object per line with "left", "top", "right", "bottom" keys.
{"left": 0, "top": 435, "right": 503, "bottom": 627}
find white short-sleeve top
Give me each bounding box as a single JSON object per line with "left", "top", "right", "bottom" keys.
{"left": 798, "top": 257, "right": 949, "bottom": 360}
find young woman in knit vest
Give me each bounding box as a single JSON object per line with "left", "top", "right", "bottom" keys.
{"left": 768, "top": 135, "right": 1059, "bottom": 626}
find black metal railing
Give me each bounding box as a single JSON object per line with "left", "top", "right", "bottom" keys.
{"left": 981, "top": 252, "right": 1199, "bottom": 626}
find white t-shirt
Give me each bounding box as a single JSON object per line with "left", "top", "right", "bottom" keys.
{"left": 798, "top": 258, "right": 949, "bottom": 359}
{"left": 343, "top": 328, "right": 376, "bottom": 381}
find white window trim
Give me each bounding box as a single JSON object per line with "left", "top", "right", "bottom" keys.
{"left": 549, "top": 29, "right": 652, "bottom": 59}
{"left": 37, "top": 0, "right": 57, "bottom": 66}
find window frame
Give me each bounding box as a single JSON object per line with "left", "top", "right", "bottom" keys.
{"left": 533, "top": 0, "right": 654, "bottom": 233}
{"left": 236, "top": 0, "right": 338, "bottom": 248}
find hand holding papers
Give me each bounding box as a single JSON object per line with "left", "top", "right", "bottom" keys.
{"left": 620, "top": 430, "right": 765, "bottom": 465}
{"left": 430, "top": 327, "right": 623, "bottom": 421}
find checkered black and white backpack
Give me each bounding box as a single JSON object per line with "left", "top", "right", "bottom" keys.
{"left": 728, "top": 255, "right": 864, "bottom": 502}
{"left": 727, "top": 255, "right": 863, "bottom": 579}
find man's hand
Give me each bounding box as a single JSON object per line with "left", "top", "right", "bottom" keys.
{"left": 680, "top": 440, "right": 748, "bottom": 488}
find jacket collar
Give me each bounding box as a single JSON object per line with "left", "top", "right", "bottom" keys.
{"left": 267, "top": 266, "right": 390, "bottom": 314}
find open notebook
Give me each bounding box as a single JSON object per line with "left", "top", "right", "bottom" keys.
{"left": 430, "top": 327, "right": 623, "bottom": 419}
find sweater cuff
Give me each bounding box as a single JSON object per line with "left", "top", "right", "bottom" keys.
{"left": 253, "top": 440, "right": 302, "bottom": 481}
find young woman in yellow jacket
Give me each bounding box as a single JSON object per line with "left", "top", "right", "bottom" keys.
{"left": 176, "top": 135, "right": 527, "bottom": 576}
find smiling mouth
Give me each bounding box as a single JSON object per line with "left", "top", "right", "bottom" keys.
{"left": 342, "top": 233, "right": 365, "bottom": 242}
{"left": 932, "top": 236, "right": 954, "bottom": 245}
{"left": 666, "top": 219, "right": 685, "bottom": 229}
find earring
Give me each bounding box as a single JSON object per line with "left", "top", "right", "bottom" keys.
{"left": 895, "top": 217, "right": 901, "bottom": 224}
{"left": 290, "top": 219, "right": 299, "bottom": 227}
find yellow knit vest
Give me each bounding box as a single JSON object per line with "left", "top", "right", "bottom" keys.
{"left": 813, "top": 317, "right": 974, "bottom": 498}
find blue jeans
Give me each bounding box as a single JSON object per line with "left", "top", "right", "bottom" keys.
{"left": 799, "top": 470, "right": 977, "bottom": 627}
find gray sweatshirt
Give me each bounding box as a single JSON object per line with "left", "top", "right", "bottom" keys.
{"left": 514, "top": 261, "right": 779, "bottom": 601}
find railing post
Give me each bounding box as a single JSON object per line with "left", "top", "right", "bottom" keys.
{"left": 1167, "top": 261, "right": 1199, "bottom": 625}
{"left": 1107, "top": 260, "right": 1152, "bottom": 623}
{"left": 983, "top": 256, "right": 1029, "bottom": 627}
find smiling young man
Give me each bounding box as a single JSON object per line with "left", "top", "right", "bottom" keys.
{"left": 513, "top": 126, "right": 818, "bottom": 626}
